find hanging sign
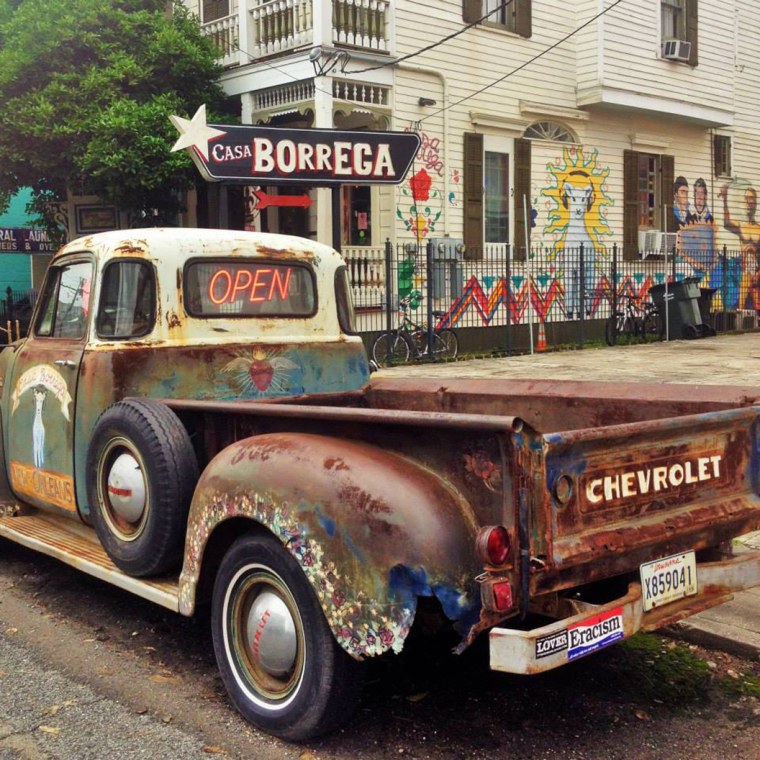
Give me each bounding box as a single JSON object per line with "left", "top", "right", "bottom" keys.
{"left": 0, "top": 227, "right": 55, "bottom": 253}
{"left": 170, "top": 105, "right": 421, "bottom": 186}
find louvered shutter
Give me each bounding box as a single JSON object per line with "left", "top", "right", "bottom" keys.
{"left": 463, "top": 132, "right": 484, "bottom": 257}
{"left": 661, "top": 154, "right": 675, "bottom": 235}
{"left": 685, "top": 0, "right": 698, "bottom": 66}
{"left": 514, "top": 0, "right": 532, "bottom": 38}
{"left": 513, "top": 138, "right": 531, "bottom": 261}
{"left": 623, "top": 150, "right": 639, "bottom": 260}
{"left": 463, "top": 0, "right": 482, "bottom": 24}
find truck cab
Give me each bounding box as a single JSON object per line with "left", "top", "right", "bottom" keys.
{"left": 0, "top": 228, "right": 368, "bottom": 523}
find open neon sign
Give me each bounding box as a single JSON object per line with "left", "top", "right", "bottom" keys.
{"left": 208, "top": 266, "right": 293, "bottom": 305}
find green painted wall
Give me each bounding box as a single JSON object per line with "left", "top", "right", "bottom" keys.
{"left": 0, "top": 255, "right": 31, "bottom": 292}
{"left": 0, "top": 190, "right": 36, "bottom": 291}
{"left": 0, "top": 188, "right": 34, "bottom": 227}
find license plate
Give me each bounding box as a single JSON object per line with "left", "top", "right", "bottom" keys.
{"left": 640, "top": 551, "right": 698, "bottom": 612}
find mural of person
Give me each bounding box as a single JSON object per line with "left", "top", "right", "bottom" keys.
{"left": 673, "top": 176, "right": 690, "bottom": 230}
{"left": 719, "top": 183, "right": 760, "bottom": 309}
{"left": 561, "top": 172, "right": 598, "bottom": 319}
{"left": 686, "top": 178, "right": 713, "bottom": 224}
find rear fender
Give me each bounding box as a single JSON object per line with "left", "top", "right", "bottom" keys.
{"left": 178, "top": 433, "right": 482, "bottom": 657}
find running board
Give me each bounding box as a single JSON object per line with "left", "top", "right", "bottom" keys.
{"left": 0, "top": 512, "right": 180, "bottom": 612}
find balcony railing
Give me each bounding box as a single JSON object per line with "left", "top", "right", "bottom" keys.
{"left": 202, "top": 13, "right": 240, "bottom": 68}
{"left": 252, "top": 0, "right": 313, "bottom": 57}
{"left": 201, "top": 0, "right": 391, "bottom": 67}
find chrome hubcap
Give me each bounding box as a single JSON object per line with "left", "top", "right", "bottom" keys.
{"left": 245, "top": 589, "right": 297, "bottom": 678}
{"left": 106, "top": 452, "right": 146, "bottom": 523}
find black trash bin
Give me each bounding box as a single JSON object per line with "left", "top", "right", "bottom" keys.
{"left": 698, "top": 288, "right": 718, "bottom": 331}
{"left": 649, "top": 277, "right": 715, "bottom": 339}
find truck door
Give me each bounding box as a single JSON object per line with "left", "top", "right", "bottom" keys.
{"left": 5, "top": 257, "right": 92, "bottom": 517}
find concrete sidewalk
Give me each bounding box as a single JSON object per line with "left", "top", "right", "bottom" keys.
{"left": 377, "top": 332, "right": 760, "bottom": 659}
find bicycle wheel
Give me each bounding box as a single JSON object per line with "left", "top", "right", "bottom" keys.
{"left": 433, "top": 329, "right": 458, "bottom": 360}
{"left": 371, "top": 331, "right": 412, "bottom": 367}
{"left": 642, "top": 309, "right": 664, "bottom": 342}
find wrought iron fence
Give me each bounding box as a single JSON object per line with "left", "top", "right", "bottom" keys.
{"left": 0, "top": 287, "right": 37, "bottom": 344}
{"left": 344, "top": 241, "right": 759, "bottom": 359}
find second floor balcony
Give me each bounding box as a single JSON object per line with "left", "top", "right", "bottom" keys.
{"left": 201, "top": 0, "right": 392, "bottom": 69}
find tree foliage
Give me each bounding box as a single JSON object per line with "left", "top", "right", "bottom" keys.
{"left": 0, "top": 0, "right": 227, "bottom": 225}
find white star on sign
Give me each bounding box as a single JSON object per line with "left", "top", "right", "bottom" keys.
{"left": 169, "top": 104, "right": 226, "bottom": 162}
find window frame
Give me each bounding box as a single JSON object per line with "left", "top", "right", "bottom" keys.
{"left": 623, "top": 150, "right": 674, "bottom": 260}
{"left": 95, "top": 259, "right": 157, "bottom": 341}
{"left": 463, "top": 0, "right": 532, "bottom": 38}
{"left": 34, "top": 258, "right": 93, "bottom": 341}
{"left": 335, "top": 266, "right": 359, "bottom": 335}
{"left": 201, "top": 0, "right": 231, "bottom": 24}
{"left": 660, "top": 0, "right": 698, "bottom": 66}
{"left": 713, "top": 135, "right": 732, "bottom": 179}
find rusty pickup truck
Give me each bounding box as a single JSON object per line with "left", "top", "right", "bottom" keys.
{"left": 0, "top": 228, "right": 758, "bottom": 741}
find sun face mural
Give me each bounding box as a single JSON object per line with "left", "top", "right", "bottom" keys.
{"left": 542, "top": 147, "right": 613, "bottom": 318}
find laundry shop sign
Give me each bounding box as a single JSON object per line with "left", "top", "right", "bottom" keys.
{"left": 170, "top": 105, "right": 420, "bottom": 186}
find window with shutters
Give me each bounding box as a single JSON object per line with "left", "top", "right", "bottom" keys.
{"left": 623, "top": 150, "right": 674, "bottom": 259}
{"left": 464, "top": 1, "right": 532, "bottom": 38}
{"left": 463, "top": 134, "right": 530, "bottom": 257}
{"left": 714, "top": 135, "right": 731, "bottom": 178}
{"left": 661, "top": 0, "right": 698, "bottom": 65}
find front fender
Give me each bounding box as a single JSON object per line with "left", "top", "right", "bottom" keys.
{"left": 179, "top": 433, "right": 483, "bottom": 657}
{"left": 0, "top": 345, "right": 19, "bottom": 505}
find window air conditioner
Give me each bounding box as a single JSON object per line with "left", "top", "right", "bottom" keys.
{"left": 662, "top": 39, "right": 691, "bottom": 62}
{"left": 657, "top": 232, "right": 677, "bottom": 256}
{"left": 639, "top": 230, "right": 660, "bottom": 258}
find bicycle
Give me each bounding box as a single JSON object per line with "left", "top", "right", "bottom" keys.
{"left": 371, "top": 296, "right": 459, "bottom": 367}
{"left": 605, "top": 294, "right": 663, "bottom": 346}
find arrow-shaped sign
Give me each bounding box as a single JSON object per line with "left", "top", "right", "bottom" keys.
{"left": 252, "top": 191, "right": 313, "bottom": 210}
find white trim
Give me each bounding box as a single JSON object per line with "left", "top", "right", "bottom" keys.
{"left": 470, "top": 112, "right": 526, "bottom": 136}
{"left": 629, "top": 132, "right": 670, "bottom": 153}
{"left": 518, "top": 101, "right": 589, "bottom": 122}
{"left": 576, "top": 86, "right": 734, "bottom": 127}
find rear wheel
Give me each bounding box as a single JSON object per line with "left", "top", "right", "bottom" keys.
{"left": 434, "top": 329, "right": 458, "bottom": 360}
{"left": 372, "top": 331, "right": 411, "bottom": 367}
{"left": 211, "top": 533, "right": 363, "bottom": 741}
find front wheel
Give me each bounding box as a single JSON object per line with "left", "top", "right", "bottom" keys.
{"left": 642, "top": 310, "right": 664, "bottom": 342}
{"left": 211, "top": 534, "right": 363, "bottom": 741}
{"left": 604, "top": 313, "right": 621, "bottom": 346}
{"left": 372, "top": 331, "right": 411, "bottom": 367}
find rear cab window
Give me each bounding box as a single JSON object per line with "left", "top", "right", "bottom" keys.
{"left": 184, "top": 260, "right": 317, "bottom": 317}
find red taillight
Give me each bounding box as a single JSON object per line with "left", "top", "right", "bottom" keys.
{"left": 477, "top": 525, "right": 511, "bottom": 565}
{"left": 492, "top": 580, "right": 513, "bottom": 611}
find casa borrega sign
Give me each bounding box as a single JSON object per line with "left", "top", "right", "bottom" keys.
{"left": 170, "top": 105, "right": 421, "bottom": 186}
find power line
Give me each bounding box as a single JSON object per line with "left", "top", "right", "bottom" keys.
{"left": 420, "top": 0, "right": 627, "bottom": 124}
{"left": 343, "top": 1, "right": 514, "bottom": 75}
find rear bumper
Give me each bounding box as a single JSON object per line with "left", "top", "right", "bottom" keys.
{"left": 489, "top": 550, "right": 760, "bottom": 674}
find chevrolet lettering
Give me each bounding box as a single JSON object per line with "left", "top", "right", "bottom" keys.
{"left": 584, "top": 454, "right": 723, "bottom": 507}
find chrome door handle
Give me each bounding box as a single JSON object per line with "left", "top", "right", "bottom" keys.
{"left": 54, "top": 359, "right": 76, "bottom": 368}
